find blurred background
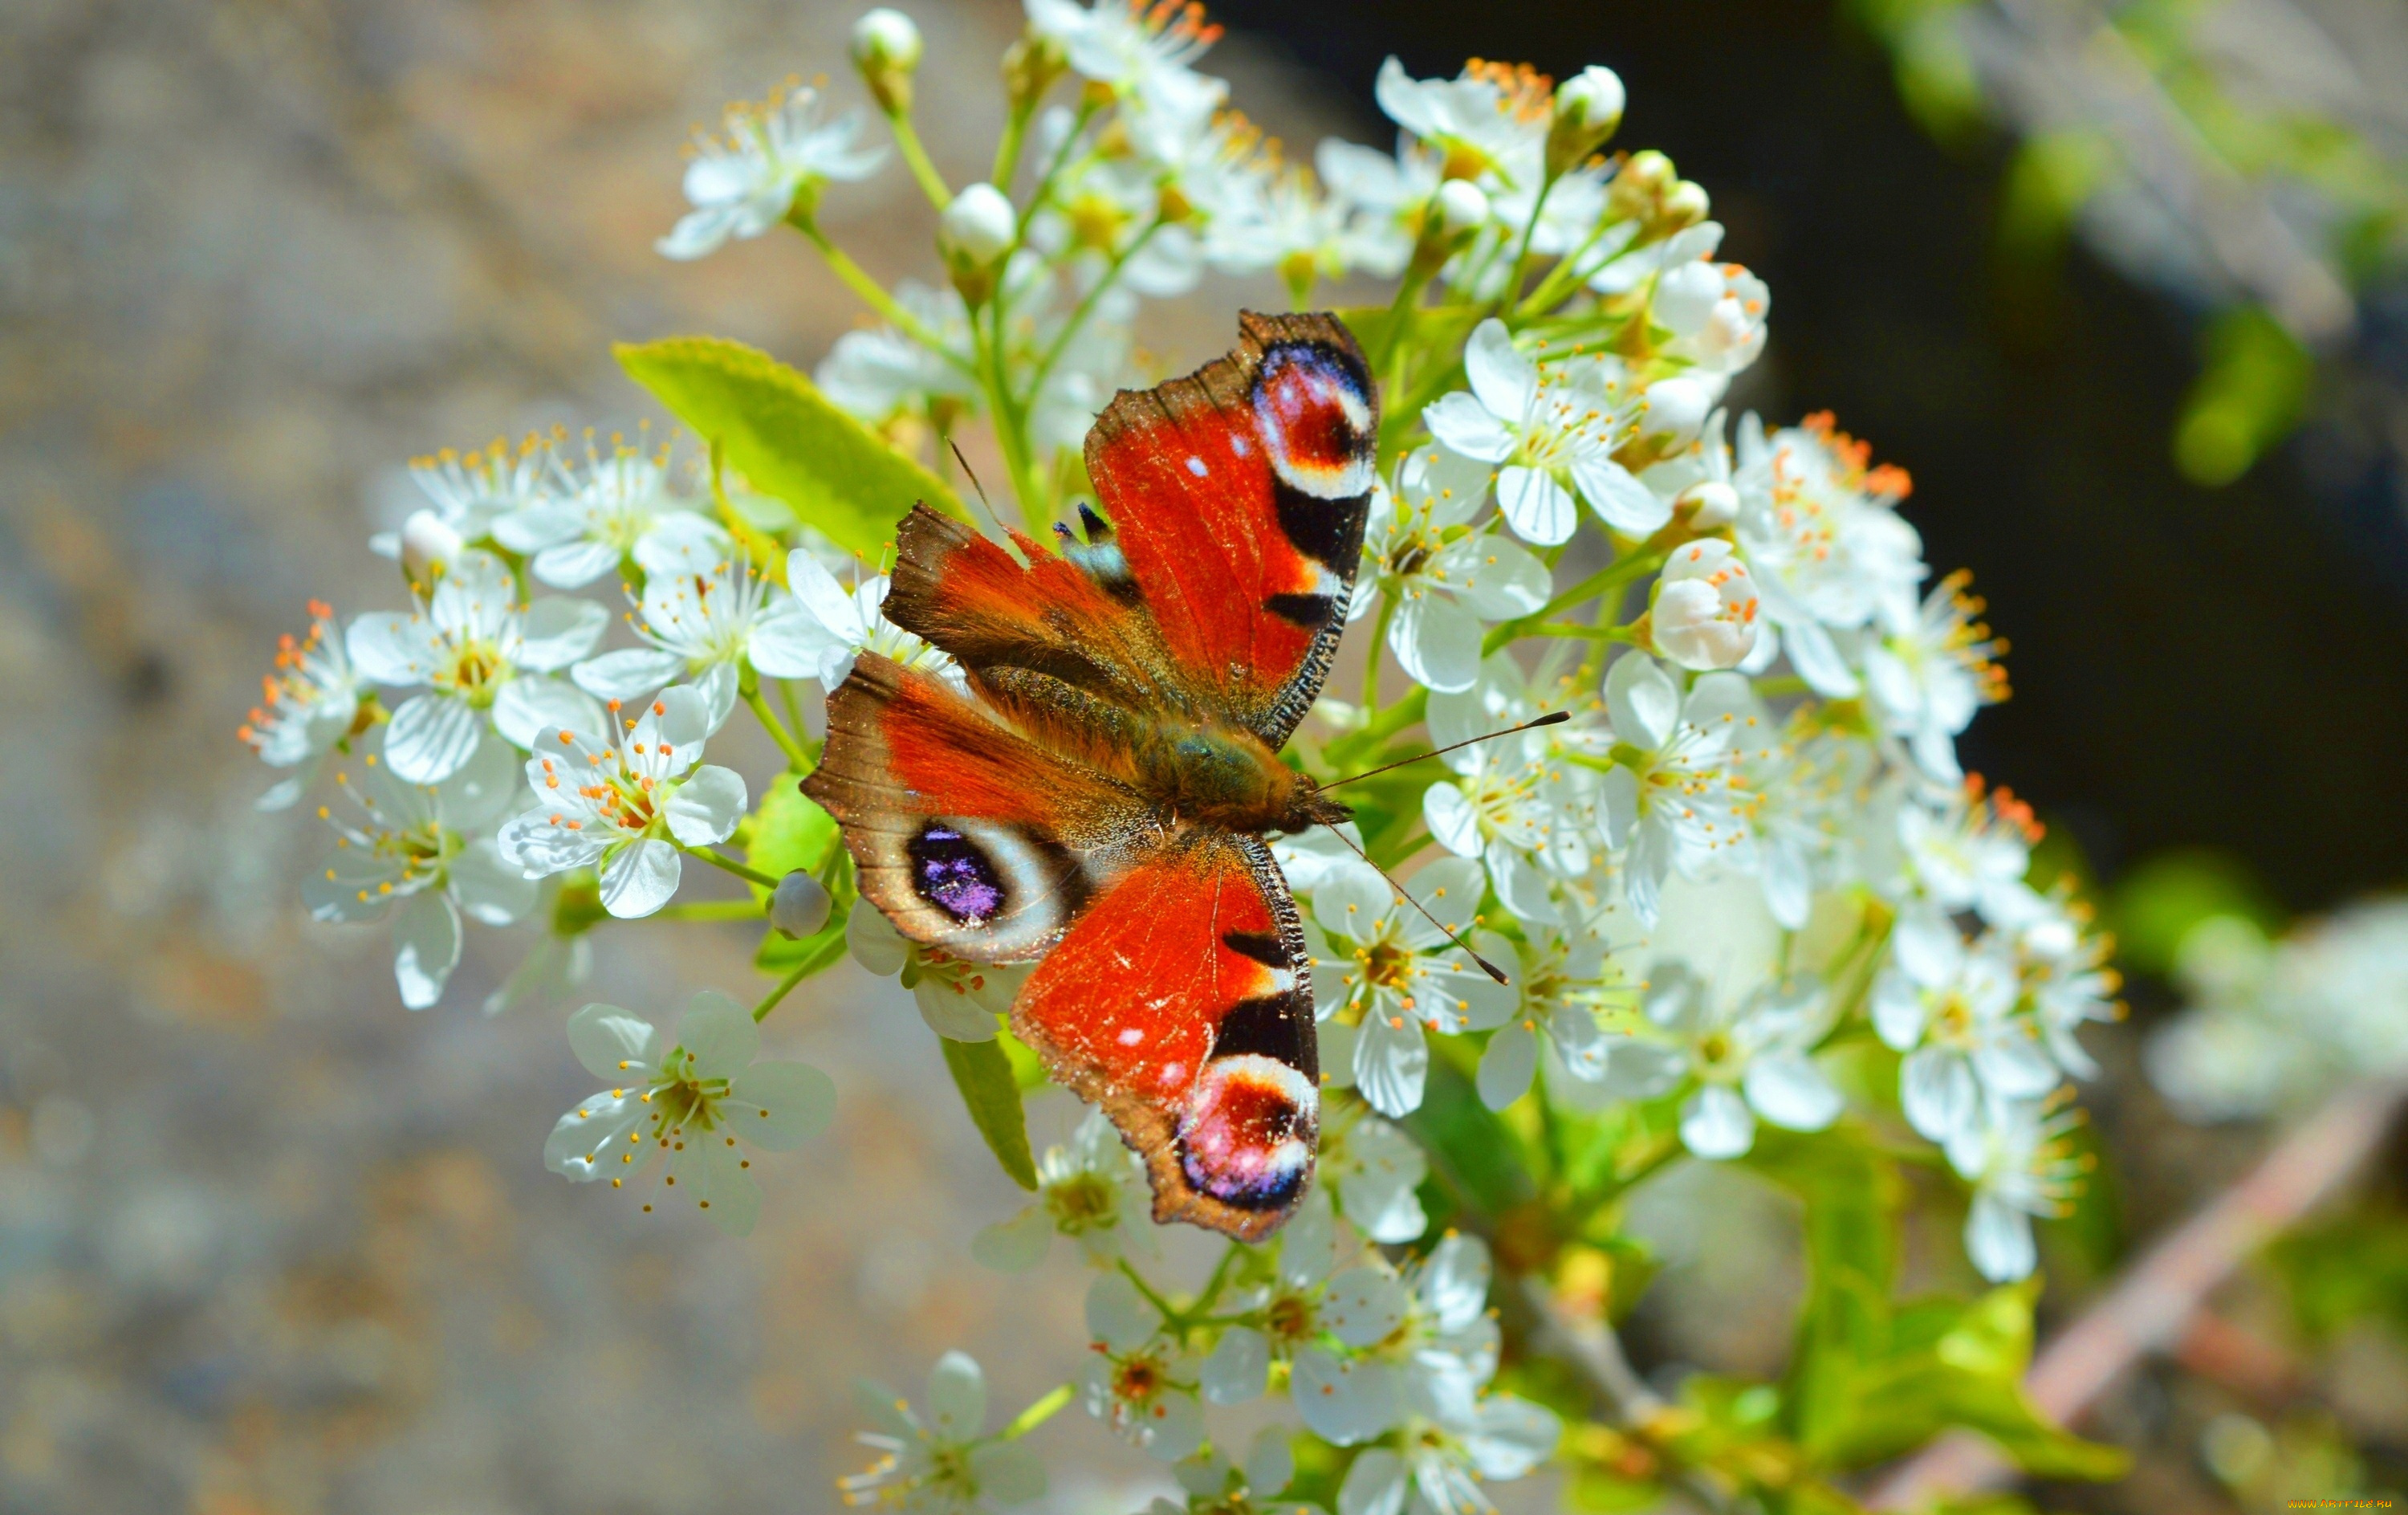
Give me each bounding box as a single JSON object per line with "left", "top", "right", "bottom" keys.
{"left": 1, "top": 0, "right": 2402, "bottom": 1511}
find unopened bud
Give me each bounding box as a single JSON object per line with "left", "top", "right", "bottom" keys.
{"left": 1547, "top": 65, "right": 1625, "bottom": 177}
{"left": 1002, "top": 32, "right": 1068, "bottom": 112}
{"left": 1678, "top": 479, "right": 1740, "bottom": 529}
{"left": 1640, "top": 374, "right": 1716, "bottom": 447}
{"left": 1609, "top": 149, "right": 1676, "bottom": 222}
{"left": 1651, "top": 538, "right": 1759, "bottom": 670}
{"left": 771, "top": 870, "right": 833, "bottom": 939}
{"left": 1435, "top": 178, "right": 1491, "bottom": 236}
{"left": 400, "top": 509, "right": 463, "bottom": 584}
{"left": 940, "top": 181, "right": 1016, "bottom": 302}
{"left": 1661, "top": 180, "right": 1710, "bottom": 232}
{"left": 851, "top": 8, "right": 924, "bottom": 115}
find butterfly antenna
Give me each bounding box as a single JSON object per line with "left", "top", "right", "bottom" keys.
{"left": 946, "top": 438, "right": 1033, "bottom": 568}
{"left": 1316, "top": 711, "right": 1570, "bottom": 796}
{"left": 1317, "top": 822, "right": 1511, "bottom": 986}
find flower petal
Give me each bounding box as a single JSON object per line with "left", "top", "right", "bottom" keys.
{"left": 928, "top": 1350, "right": 988, "bottom": 1440}
{"left": 517, "top": 596, "right": 609, "bottom": 671}
{"left": 970, "top": 1204, "right": 1054, "bottom": 1273}
{"left": 1495, "top": 466, "right": 1577, "bottom": 546}
{"left": 727, "top": 1061, "right": 836, "bottom": 1148}
{"left": 666, "top": 764, "right": 747, "bottom": 846}
{"left": 1477, "top": 1022, "right": 1539, "bottom": 1110}
{"left": 566, "top": 1001, "right": 663, "bottom": 1080}
{"left": 543, "top": 1089, "right": 645, "bottom": 1180}
{"left": 572, "top": 648, "right": 689, "bottom": 703}
{"left": 1292, "top": 1349, "right": 1401, "bottom": 1447}
{"left": 599, "top": 837, "right": 682, "bottom": 918}
{"left": 1322, "top": 1266, "right": 1411, "bottom": 1348}
{"left": 1462, "top": 318, "right": 1536, "bottom": 420}
{"left": 392, "top": 890, "right": 462, "bottom": 1010}
{"left": 492, "top": 676, "right": 607, "bottom": 749}
{"left": 1084, "top": 1271, "right": 1157, "bottom": 1353}
{"left": 383, "top": 694, "right": 483, "bottom": 784}
{"left": 1201, "top": 1326, "right": 1268, "bottom": 1405}
{"left": 1744, "top": 1051, "right": 1844, "bottom": 1131}
{"left": 1680, "top": 1084, "right": 1758, "bottom": 1159}
{"left": 1603, "top": 651, "right": 1678, "bottom": 750}
{"left": 1422, "top": 393, "right": 1515, "bottom": 463}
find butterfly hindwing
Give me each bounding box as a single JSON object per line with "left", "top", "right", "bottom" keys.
{"left": 803, "top": 653, "right": 1155, "bottom": 963}
{"left": 1012, "top": 832, "right": 1318, "bottom": 1242}
{"left": 1086, "top": 310, "right": 1379, "bottom": 743}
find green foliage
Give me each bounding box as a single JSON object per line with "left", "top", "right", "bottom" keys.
{"left": 616, "top": 336, "right": 969, "bottom": 555}
{"left": 940, "top": 1035, "right": 1039, "bottom": 1191}
{"left": 2106, "top": 846, "right": 2284, "bottom": 977}
{"left": 2173, "top": 305, "right": 2314, "bottom": 487}
{"left": 2266, "top": 1207, "right": 2408, "bottom": 1344}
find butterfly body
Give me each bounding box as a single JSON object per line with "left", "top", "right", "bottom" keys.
{"left": 804, "top": 312, "right": 1377, "bottom": 1240}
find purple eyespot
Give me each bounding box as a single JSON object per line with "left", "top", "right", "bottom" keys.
{"left": 909, "top": 824, "right": 1005, "bottom": 924}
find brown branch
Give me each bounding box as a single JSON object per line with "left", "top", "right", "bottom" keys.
{"left": 1868, "top": 1075, "right": 2408, "bottom": 1509}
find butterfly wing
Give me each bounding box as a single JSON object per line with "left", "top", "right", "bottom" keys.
{"left": 882, "top": 311, "right": 1377, "bottom": 743}
{"left": 1012, "top": 832, "right": 1319, "bottom": 1241}
{"left": 803, "top": 653, "right": 1157, "bottom": 963}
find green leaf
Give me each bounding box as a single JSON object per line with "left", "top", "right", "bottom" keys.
{"left": 2172, "top": 305, "right": 2313, "bottom": 487}
{"left": 1334, "top": 304, "right": 1486, "bottom": 366}
{"left": 941, "top": 1035, "right": 1039, "bottom": 1191}
{"left": 746, "top": 781, "right": 839, "bottom": 884}
{"left": 616, "top": 336, "right": 968, "bottom": 554}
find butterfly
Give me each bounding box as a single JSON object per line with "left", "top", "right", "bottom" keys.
{"left": 803, "top": 312, "right": 1380, "bottom": 1241}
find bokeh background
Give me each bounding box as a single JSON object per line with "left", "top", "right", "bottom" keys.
{"left": 1, "top": 0, "right": 2402, "bottom": 1511}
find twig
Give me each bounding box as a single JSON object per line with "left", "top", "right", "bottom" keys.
{"left": 1867, "top": 1074, "right": 2408, "bottom": 1509}
{"left": 1518, "top": 1275, "right": 1664, "bottom": 1420}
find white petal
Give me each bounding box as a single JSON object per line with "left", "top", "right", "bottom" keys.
{"left": 673, "top": 1138, "right": 763, "bottom": 1236}
{"left": 531, "top": 538, "right": 621, "bottom": 589}
{"left": 1336, "top": 1448, "right": 1409, "bottom": 1515}
{"left": 847, "top": 899, "right": 908, "bottom": 975}
{"left": 1418, "top": 1233, "right": 1491, "bottom": 1331}
{"left": 498, "top": 810, "right": 608, "bottom": 878}
{"left": 1446, "top": 536, "right": 1552, "bottom": 618}
{"left": 1495, "top": 466, "right": 1577, "bottom": 546}
{"left": 382, "top": 694, "right": 482, "bottom": 784}
{"left": 1292, "top": 1349, "right": 1401, "bottom": 1446}
{"left": 517, "top": 597, "right": 609, "bottom": 671}
{"left": 345, "top": 612, "right": 439, "bottom": 686}
{"left": 491, "top": 503, "right": 582, "bottom": 553}
{"left": 1477, "top": 1023, "right": 1539, "bottom": 1110}
{"left": 392, "top": 890, "right": 462, "bottom": 1009}
{"left": 1422, "top": 781, "right": 1483, "bottom": 857}
{"left": 1603, "top": 651, "right": 1678, "bottom": 750}
{"left": 543, "top": 1089, "right": 645, "bottom": 1180}
{"left": 666, "top": 764, "right": 747, "bottom": 846}
{"left": 1389, "top": 593, "right": 1483, "bottom": 694}
{"left": 599, "top": 838, "right": 682, "bottom": 918}
{"left": 1681, "top": 1085, "right": 1757, "bottom": 1159}
{"left": 1572, "top": 454, "right": 1671, "bottom": 536}
{"left": 492, "top": 676, "right": 606, "bottom": 749}
{"left": 572, "top": 648, "right": 689, "bottom": 703}
{"left": 1321, "top": 1266, "right": 1410, "bottom": 1351}
{"left": 1422, "top": 393, "right": 1515, "bottom": 463}
{"left": 450, "top": 838, "right": 536, "bottom": 925}
{"left": 970, "top": 1204, "right": 1054, "bottom": 1273}
{"left": 928, "top": 1350, "right": 987, "bottom": 1440}
{"left": 1869, "top": 968, "right": 1929, "bottom": 1050}
{"left": 1462, "top": 318, "right": 1538, "bottom": 419}
{"left": 1243, "top": 1426, "right": 1295, "bottom": 1503}
{"left": 1462, "top": 1393, "right": 1562, "bottom": 1478}
{"left": 745, "top": 593, "right": 828, "bottom": 679}
{"left": 727, "top": 1061, "right": 836, "bottom": 1148}
{"left": 690, "top": 661, "right": 741, "bottom": 736}
{"left": 916, "top": 979, "right": 1001, "bottom": 1041}
{"left": 1084, "top": 1271, "right": 1156, "bottom": 1352}
{"left": 1745, "top": 1052, "right": 1843, "bottom": 1130}
{"left": 1353, "top": 1013, "right": 1429, "bottom": 1118}
{"left": 1313, "top": 861, "right": 1397, "bottom": 939}
{"left": 1603, "top": 1038, "right": 1686, "bottom": 1098}
{"left": 566, "top": 1001, "right": 663, "bottom": 1081}
{"left": 785, "top": 549, "right": 868, "bottom": 643}
{"left": 1336, "top": 1119, "right": 1429, "bottom": 1244}
{"left": 1966, "top": 1192, "right": 2038, "bottom": 1282}
{"left": 1900, "top": 1047, "right": 1977, "bottom": 1141}
{"left": 1201, "top": 1326, "right": 1268, "bottom": 1405}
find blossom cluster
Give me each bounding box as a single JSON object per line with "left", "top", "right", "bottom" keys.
{"left": 235, "top": 3, "right": 2132, "bottom": 1509}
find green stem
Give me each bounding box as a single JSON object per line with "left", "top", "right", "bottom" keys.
{"left": 779, "top": 678, "right": 809, "bottom": 743}
{"left": 752, "top": 955, "right": 816, "bottom": 1022}
{"left": 1117, "top": 1258, "right": 1182, "bottom": 1325}
{"left": 1516, "top": 214, "right": 1629, "bottom": 320}
{"left": 1016, "top": 98, "right": 1101, "bottom": 239}
{"left": 657, "top": 899, "right": 767, "bottom": 922}
{"left": 991, "top": 99, "right": 1036, "bottom": 192}
{"left": 789, "top": 210, "right": 976, "bottom": 377}
{"left": 742, "top": 683, "right": 813, "bottom": 772}
{"left": 1186, "top": 1241, "right": 1246, "bottom": 1322}
{"left": 1499, "top": 172, "right": 1560, "bottom": 317}
{"left": 1527, "top": 621, "right": 1640, "bottom": 642}
{"left": 995, "top": 1383, "right": 1076, "bottom": 1442}
{"left": 887, "top": 110, "right": 952, "bottom": 210}
{"left": 1361, "top": 594, "right": 1395, "bottom": 714}
{"left": 1486, "top": 549, "right": 1666, "bottom": 655}
{"left": 681, "top": 844, "right": 780, "bottom": 890}
{"left": 977, "top": 296, "right": 1051, "bottom": 532}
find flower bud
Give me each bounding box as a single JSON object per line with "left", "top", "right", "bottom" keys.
{"left": 1651, "top": 538, "right": 1759, "bottom": 670}
{"left": 1435, "top": 177, "right": 1491, "bottom": 235}
{"left": 1661, "top": 180, "right": 1711, "bottom": 232}
{"left": 1002, "top": 32, "right": 1068, "bottom": 112}
{"left": 1609, "top": 149, "right": 1676, "bottom": 222}
{"left": 851, "top": 8, "right": 924, "bottom": 115}
{"left": 771, "top": 870, "right": 833, "bottom": 939}
{"left": 400, "top": 509, "right": 463, "bottom": 584}
{"left": 1640, "top": 373, "right": 1716, "bottom": 447}
{"left": 1677, "top": 479, "right": 1740, "bottom": 529}
{"left": 1547, "top": 65, "right": 1625, "bottom": 177}
{"left": 939, "top": 181, "right": 1016, "bottom": 303}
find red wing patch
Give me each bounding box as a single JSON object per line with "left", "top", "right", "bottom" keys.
{"left": 1011, "top": 833, "right": 1319, "bottom": 1241}
{"left": 1084, "top": 311, "right": 1378, "bottom": 743}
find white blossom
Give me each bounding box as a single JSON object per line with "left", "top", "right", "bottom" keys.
{"left": 1081, "top": 1272, "right": 1206, "bottom": 1462}
{"left": 1597, "top": 653, "right": 1760, "bottom": 928}
{"left": 817, "top": 279, "right": 982, "bottom": 425}
{"left": 497, "top": 685, "right": 748, "bottom": 919}
{"left": 1944, "top": 1094, "right": 2087, "bottom": 1283}
{"left": 1423, "top": 320, "right": 1658, "bottom": 544}
{"left": 303, "top": 734, "right": 535, "bottom": 1008}
{"left": 1152, "top": 1428, "right": 1310, "bottom": 1515}
{"left": 1474, "top": 914, "right": 1630, "bottom": 1110}
{"left": 372, "top": 435, "right": 562, "bottom": 561}
{"left": 345, "top": 556, "right": 608, "bottom": 785}
{"left": 784, "top": 549, "right": 956, "bottom": 694}
{"left": 1865, "top": 569, "right": 2010, "bottom": 783}
{"left": 492, "top": 440, "right": 731, "bottom": 591}
{"left": 1316, "top": 136, "right": 1441, "bottom": 279}
{"left": 543, "top": 991, "right": 837, "bottom": 1236}
{"left": 971, "top": 1110, "right": 1155, "bottom": 1272}
{"left": 658, "top": 81, "right": 885, "bottom": 260}
{"left": 1606, "top": 961, "right": 1845, "bottom": 1159}
{"left": 1356, "top": 446, "right": 1549, "bottom": 693}
{"left": 1374, "top": 57, "right": 1551, "bottom": 190}
{"left": 1423, "top": 657, "right": 1601, "bottom": 924}
{"left": 1026, "top": 0, "right": 1226, "bottom": 140}
{"left": 242, "top": 600, "right": 363, "bottom": 810}
{"left": 1871, "top": 930, "right": 2060, "bottom": 1142}
{"left": 1320, "top": 1108, "right": 1430, "bottom": 1244}
{"left": 571, "top": 553, "right": 824, "bottom": 733}
{"left": 842, "top": 1352, "right": 1047, "bottom": 1513}
{"left": 1308, "top": 857, "right": 1515, "bottom": 1118}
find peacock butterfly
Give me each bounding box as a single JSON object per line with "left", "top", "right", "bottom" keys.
{"left": 803, "top": 312, "right": 1378, "bottom": 1241}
